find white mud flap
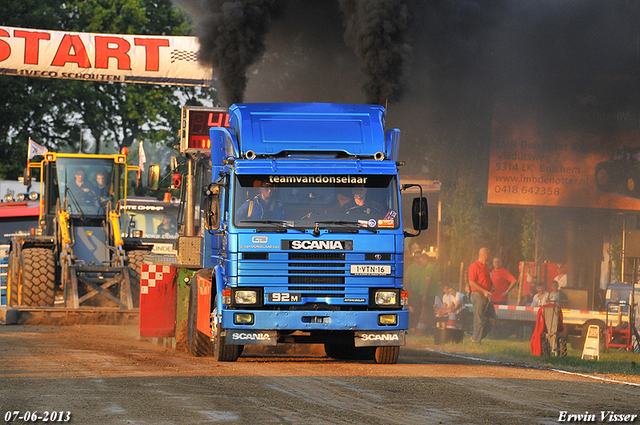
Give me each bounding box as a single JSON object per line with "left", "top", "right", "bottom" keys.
{"left": 226, "top": 330, "right": 277, "bottom": 346}
{"left": 354, "top": 331, "right": 406, "bottom": 347}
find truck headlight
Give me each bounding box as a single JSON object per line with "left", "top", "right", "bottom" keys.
{"left": 375, "top": 291, "right": 398, "bottom": 306}
{"left": 235, "top": 290, "right": 258, "bottom": 305}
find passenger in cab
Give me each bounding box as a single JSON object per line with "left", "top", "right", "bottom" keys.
{"left": 342, "top": 186, "right": 385, "bottom": 216}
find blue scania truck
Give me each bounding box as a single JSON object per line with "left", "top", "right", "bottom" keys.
{"left": 169, "top": 103, "right": 427, "bottom": 364}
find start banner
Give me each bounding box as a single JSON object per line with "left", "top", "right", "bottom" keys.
{"left": 0, "top": 25, "right": 212, "bottom": 86}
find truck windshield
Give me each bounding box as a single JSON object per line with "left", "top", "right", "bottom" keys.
{"left": 233, "top": 174, "right": 400, "bottom": 230}
{"left": 56, "top": 158, "right": 117, "bottom": 217}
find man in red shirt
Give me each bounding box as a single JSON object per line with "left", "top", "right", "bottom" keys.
{"left": 468, "top": 247, "right": 496, "bottom": 344}
{"left": 490, "top": 257, "right": 518, "bottom": 305}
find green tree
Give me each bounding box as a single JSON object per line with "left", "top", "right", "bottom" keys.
{"left": 0, "top": 0, "right": 217, "bottom": 179}
{"left": 441, "top": 172, "right": 483, "bottom": 280}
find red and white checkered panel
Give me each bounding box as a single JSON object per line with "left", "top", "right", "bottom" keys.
{"left": 140, "top": 264, "right": 174, "bottom": 293}
{"left": 139, "top": 264, "right": 177, "bottom": 338}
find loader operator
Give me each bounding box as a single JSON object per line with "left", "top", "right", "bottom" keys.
{"left": 70, "top": 167, "right": 97, "bottom": 202}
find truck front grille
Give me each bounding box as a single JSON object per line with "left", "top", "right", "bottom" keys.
{"left": 288, "top": 253, "right": 345, "bottom": 261}
{"left": 288, "top": 276, "right": 345, "bottom": 285}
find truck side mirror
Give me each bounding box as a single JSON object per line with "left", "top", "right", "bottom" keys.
{"left": 412, "top": 197, "right": 428, "bottom": 231}
{"left": 147, "top": 165, "right": 160, "bottom": 190}
{"left": 203, "top": 183, "right": 221, "bottom": 231}
{"left": 23, "top": 167, "right": 31, "bottom": 186}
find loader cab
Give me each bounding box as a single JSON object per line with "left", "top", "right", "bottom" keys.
{"left": 40, "top": 155, "right": 126, "bottom": 216}
{"left": 55, "top": 158, "right": 123, "bottom": 217}
{"left": 30, "top": 153, "right": 128, "bottom": 235}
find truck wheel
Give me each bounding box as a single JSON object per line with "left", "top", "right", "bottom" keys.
{"left": 374, "top": 346, "right": 400, "bottom": 364}
{"left": 20, "top": 248, "right": 55, "bottom": 307}
{"left": 324, "top": 343, "right": 346, "bottom": 359}
{"left": 324, "top": 343, "right": 375, "bottom": 361}
{"left": 187, "top": 272, "right": 213, "bottom": 357}
{"left": 213, "top": 321, "right": 241, "bottom": 362}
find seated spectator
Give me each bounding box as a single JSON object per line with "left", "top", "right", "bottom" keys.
{"left": 531, "top": 282, "right": 550, "bottom": 307}
{"left": 435, "top": 285, "right": 467, "bottom": 328}
{"left": 445, "top": 285, "right": 465, "bottom": 314}
{"left": 548, "top": 280, "right": 567, "bottom": 306}
{"left": 524, "top": 281, "right": 537, "bottom": 306}
{"left": 433, "top": 293, "right": 444, "bottom": 317}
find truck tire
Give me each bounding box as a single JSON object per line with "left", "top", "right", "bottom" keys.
{"left": 187, "top": 272, "right": 213, "bottom": 357}
{"left": 375, "top": 346, "right": 400, "bottom": 364}
{"left": 324, "top": 343, "right": 375, "bottom": 361}
{"left": 213, "top": 321, "right": 241, "bottom": 362}
{"left": 324, "top": 343, "right": 346, "bottom": 359}
{"left": 20, "top": 248, "right": 55, "bottom": 307}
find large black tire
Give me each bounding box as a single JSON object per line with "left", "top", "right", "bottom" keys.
{"left": 126, "top": 250, "right": 148, "bottom": 307}
{"left": 375, "top": 346, "right": 400, "bottom": 364}
{"left": 324, "top": 343, "right": 375, "bottom": 361}
{"left": 7, "top": 250, "right": 19, "bottom": 305}
{"left": 187, "top": 270, "right": 213, "bottom": 357}
{"left": 324, "top": 343, "right": 346, "bottom": 359}
{"left": 213, "top": 320, "right": 241, "bottom": 362}
{"left": 126, "top": 250, "right": 148, "bottom": 278}
{"left": 20, "top": 248, "right": 55, "bottom": 307}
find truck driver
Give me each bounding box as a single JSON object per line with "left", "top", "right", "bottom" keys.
{"left": 236, "top": 179, "right": 285, "bottom": 221}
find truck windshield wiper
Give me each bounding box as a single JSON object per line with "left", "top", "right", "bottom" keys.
{"left": 314, "top": 220, "right": 377, "bottom": 233}
{"left": 241, "top": 220, "right": 306, "bottom": 233}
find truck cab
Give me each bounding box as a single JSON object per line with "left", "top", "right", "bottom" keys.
{"left": 197, "top": 103, "right": 428, "bottom": 363}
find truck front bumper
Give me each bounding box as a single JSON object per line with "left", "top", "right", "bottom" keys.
{"left": 220, "top": 308, "right": 409, "bottom": 345}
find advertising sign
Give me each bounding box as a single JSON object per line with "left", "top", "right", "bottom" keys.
{"left": 0, "top": 25, "right": 212, "bottom": 86}
{"left": 488, "top": 101, "right": 640, "bottom": 210}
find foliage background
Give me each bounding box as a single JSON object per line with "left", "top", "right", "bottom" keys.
{"left": 0, "top": 0, "right": 218, "bottom": 181}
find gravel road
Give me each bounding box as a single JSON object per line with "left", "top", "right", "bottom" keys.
{"left": 1, "top": 323, "right": 638, "bottom": 424}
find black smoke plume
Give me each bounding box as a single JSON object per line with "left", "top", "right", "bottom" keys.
{"left": 338, "top": 0, "right": 411, "bottom": 105}
{"left": 174, "top": 0, "right": 283, "bottom": 105}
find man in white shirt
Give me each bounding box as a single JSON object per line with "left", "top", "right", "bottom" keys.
{"left": 531, "top": 282, "right": 550, "bottom": 307}
{"left": 443, "top": 285, "right": 465, "bottom": 313}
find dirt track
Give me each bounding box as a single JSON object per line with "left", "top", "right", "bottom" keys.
{"left": 1, "top": 323, "right": 638, "bottom": 424}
